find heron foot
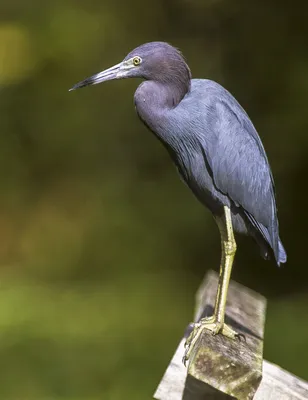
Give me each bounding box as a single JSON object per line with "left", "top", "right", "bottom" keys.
{"left": 182, "top": 317, "right": 244, "bottom": 366}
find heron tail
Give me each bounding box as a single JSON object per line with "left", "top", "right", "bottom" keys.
{"left": 278, "top": 239, "right": 287, "bottom": 265}
{"left": 245, "top": 211, "right": 286, "bottom": 266}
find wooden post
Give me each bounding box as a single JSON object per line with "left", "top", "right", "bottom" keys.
{"left": 154, "top": 270, "right": 308, "bottom": 400}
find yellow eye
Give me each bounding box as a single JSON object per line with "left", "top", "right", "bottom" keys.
{"left": 133, "top": 56, "right": 142, "bottom": 66}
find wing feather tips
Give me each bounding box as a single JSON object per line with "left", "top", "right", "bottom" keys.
{"left": 278, "top": 239, "right": 287, "bottom": 266}
{"left": 244, "top": 211, "right": 286, "bottom": 266}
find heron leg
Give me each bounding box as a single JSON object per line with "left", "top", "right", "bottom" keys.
{"left": 183, "top": 206, "right": 239, "bottom": 365}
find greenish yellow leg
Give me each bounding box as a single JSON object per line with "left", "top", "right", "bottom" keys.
{"left": 183, "top": 206, "right": 239, "bottom": 365}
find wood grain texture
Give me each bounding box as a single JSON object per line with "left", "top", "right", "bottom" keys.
{"left": 154, "top": 271, "right": 308, "bottom": 400}
{"left": 187, "top": 270, "right": 265, "bottom": 399}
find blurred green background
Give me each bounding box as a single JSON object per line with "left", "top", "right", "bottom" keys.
{"left": 0, "top": 0, "right": 307, "bottom": 398}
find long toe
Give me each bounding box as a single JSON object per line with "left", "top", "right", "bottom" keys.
{"left": 183, "top": 319, "right": 239, "bottom": 365}
{"left": 183, "top": 318, "right": 222, "bottom": 364}
{"left": 221, "top": 323, "right": 240, "bottom": 340}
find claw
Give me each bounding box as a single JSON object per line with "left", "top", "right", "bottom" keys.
{"left": 236, "top": 332, "right": 246, "bottom": 342}
{"left": 183, "top": 318, "right": 241, "bottom": 365}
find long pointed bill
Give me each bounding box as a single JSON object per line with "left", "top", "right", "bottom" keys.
{"left": 69, "top": 62, "right": 123, "bottom": 91}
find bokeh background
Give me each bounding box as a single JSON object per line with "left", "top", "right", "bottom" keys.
{"left": 0, "top": 0, "right": 307, "bottom": 398}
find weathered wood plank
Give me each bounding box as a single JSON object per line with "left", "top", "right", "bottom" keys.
{"left": 154, "top": 349, "right": 308, "bottom": 400}
{"left": 259, "top": 361, "right": 308, "bottom": 400}
{"left": 187, "top": 270, "right": 265, "bottom": 399}
{"left": 154, "top": 270, "right": 308, "bottom": 400}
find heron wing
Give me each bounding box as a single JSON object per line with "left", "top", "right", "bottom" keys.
{"left": 200, "top": 95, "right": 278, "bottom": 255}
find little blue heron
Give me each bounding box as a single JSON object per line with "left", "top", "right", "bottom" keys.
{"left": 70, "top": 42, "right": 287, "bottom": 364}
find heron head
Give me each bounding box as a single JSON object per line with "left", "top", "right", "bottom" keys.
{"left": 69, "top": 42, "right": 191, "bottom": 91}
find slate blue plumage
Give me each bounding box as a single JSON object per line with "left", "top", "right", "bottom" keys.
{"left": 70, "top": 41, "right": 286, "bottom": 358}
{"left": 126, "top": 42, "right": 286, "bottom": 265}
{"left": 71, "top": 41, "right": 286, "bottom": 264}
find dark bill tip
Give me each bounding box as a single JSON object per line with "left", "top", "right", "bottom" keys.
{"left": 69, "top": 77, "right": 96, "bottom": 92}
{"left": 69, "top": 62, "right": 123, "bottom": 92}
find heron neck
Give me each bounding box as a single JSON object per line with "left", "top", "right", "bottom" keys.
{"left": 134, "top": 80, "right": 191, "bottom": 155}
{"left": 158, "top": 78, "right": 191, "bottom": 108}
{"left": 165, "top": 79, "right": 190, "bottom": 108}
{"left": 135, "top": 79, "right": 190, "bottom": 121}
